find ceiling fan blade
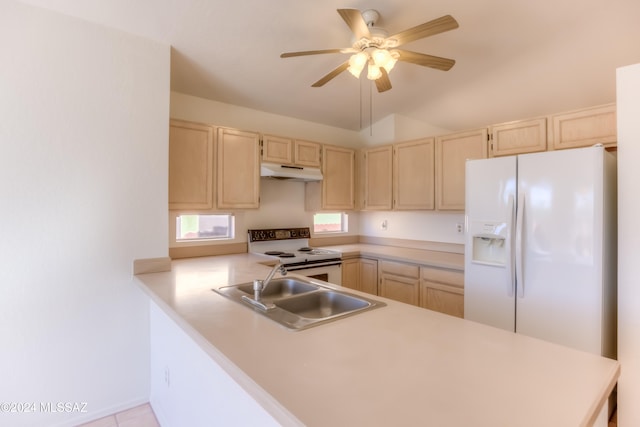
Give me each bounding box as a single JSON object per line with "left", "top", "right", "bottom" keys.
{"left": 311, "top": 61, "right": 350, "bottom": 87}
{"left": 281, "top": 48, "right": 356, "bottom": 58}
{"left": 375, "top": 68, "right": 392, "bottom": 93}
{"left": 396, "top": 49, "right": 456, "bottom": 71}
{"left": 337, "top": 9, "right": 371, "bottom": 40}
{"left": 389, "top": 15, "right": 459, "bottom": 47}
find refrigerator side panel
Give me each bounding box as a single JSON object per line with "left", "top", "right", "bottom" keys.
{"left": 464, "top": 156, "right": 517, "bottom": 331}
{"left": 601, "top": 150, "right": 617, "bottom": 360}
{"left": 515, "top": 146, "right": 605, "bottom": 354}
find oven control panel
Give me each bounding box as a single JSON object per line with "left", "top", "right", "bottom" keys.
{"left": 248, "top": 227, "right": 311, "bottom": 242}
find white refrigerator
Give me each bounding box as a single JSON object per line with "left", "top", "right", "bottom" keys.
{"left": 464, "top": 145, "right": 617, "bottom": 359}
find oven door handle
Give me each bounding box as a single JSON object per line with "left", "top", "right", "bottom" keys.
{"left": 285, "top": 262, "right": 342, "bottom": 272}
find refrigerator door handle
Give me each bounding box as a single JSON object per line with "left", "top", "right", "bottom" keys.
{"left": 515, "top": 192, "right": 525, "bottom": 298}
{"left": 506, "top": 195, "right": 516, "bottom": 297}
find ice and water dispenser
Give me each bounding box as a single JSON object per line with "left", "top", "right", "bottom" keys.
{"left": 469, "top": 221, "right": 509, "bottom": 267}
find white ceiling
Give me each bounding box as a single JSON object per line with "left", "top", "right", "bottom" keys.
{"left": 20, "top": 0, "right": 640, "bottom": 132}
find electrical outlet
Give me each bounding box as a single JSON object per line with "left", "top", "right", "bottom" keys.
{"left": 381, "top": 220, "right": 388, "bottom": 230}
{"left": 456, "top": 223, "right": 464, "bottom": 234}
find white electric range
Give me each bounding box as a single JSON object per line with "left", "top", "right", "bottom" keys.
{"left": 247, "top": 227, "right": 342, "bottom": 285}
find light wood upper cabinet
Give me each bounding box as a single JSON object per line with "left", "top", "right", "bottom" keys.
{"left": 489, "top": 118, "right": 547, "bottom": 157}
{"left": 363, "top": 146, "right": 393, "bottom": 210}
{"left": 394, "top": 138, "right": 435, "bottom": 210}
{"left": 216, "top": 127, "right": 260, "bottom": 209}
{"left": 435, "top": 128, "right": 488, "bottom": 211}
{"left": 420, "top": 266, "right": 464, "bottom": 318}
{"left": 306, "top": 144, "right": 355, "bottom": 211}
{"left": 549, "top": 103, "right": 617, "bottom": 150}
{"left": 262, "top": 134, "right": 293, "bottom": 164}
{"left": 294, "top": 140, "right": 322, "bottom": 167}
{"left": 262, "top": 135, "right": 321, "bottom": 168}
{"left": 168, "top": 120, "right": 215, "bottom": 210}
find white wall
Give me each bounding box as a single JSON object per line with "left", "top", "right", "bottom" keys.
{"left": 0, "top": 2, "right": 169, "bottom": 426}
{"left": 359, "top": 211, "right": 465, "bottom": 245}
{"left": 243, "top": 179, "right": 360, "bottom": 237}
{"left": 358, "top": 113, "right": 452, "bottom": 147}
{"left": 170, "top": 92, "right": 361, "bottom": 149}
{"left": 616, "top": 63, "right": 640, "bottom": 425}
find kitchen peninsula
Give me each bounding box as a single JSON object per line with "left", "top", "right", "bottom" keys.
{"left": 135, "top": 254, "right": 619, "bottom": 427}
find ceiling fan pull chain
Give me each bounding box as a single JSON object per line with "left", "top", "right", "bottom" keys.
{"left": 370, "top": 79, "right": 373, "bottom": 136}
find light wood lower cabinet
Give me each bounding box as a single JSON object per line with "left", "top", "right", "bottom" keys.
{"left": 344, "top": 256, "right": 465, "bottom": 315}
{"left": 378, "top": 260, "right": 420, "bottom": 306}
{"left": 342, "top": 258, "right": 378, "bottom": 295}
{"left": 420, "top": 266, "right": 464, "bottom": 318}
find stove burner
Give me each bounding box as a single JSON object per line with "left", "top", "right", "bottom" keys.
{"left": 265, "top": 251, "right": 284, "bottom": 256}
{"left": 298, "top": 247, "right": 313, "bottom": 252}
{"left": 278, "top": 253, "right": 296, "bottom": 258}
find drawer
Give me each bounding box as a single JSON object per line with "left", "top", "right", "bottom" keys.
{"left": 421, "top": 266, "right": 464, "bottom": 288}
{"left": 379, "top": 260, "right": 420, "bottom": 279}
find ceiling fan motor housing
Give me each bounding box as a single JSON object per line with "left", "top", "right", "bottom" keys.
{"left": 361, "top": 9, "right": 380, "bottom": 27}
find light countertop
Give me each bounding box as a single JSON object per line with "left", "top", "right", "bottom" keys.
{"left": 135, "top": 253, "right": 618, "bottom": 426}
{"left": 320, "top": 243, "right": 464, "bottom": 270}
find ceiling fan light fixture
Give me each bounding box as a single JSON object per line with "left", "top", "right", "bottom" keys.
{"left": 371, "top": 48, "right": 391, "bottom": 68}
{"left": 367, "top": 62, "right": 382, "bottom": 80}
{"left": 383, "top": 50, "right": 400, "bottom": 73}
{"left": 348, "top": 51, "right": 368, "bottom": 78}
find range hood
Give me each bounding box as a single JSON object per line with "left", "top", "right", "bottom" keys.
{"left": 260, "top": 162, "right": 323, "bottom": 182}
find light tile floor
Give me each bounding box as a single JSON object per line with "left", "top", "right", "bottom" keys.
{"left": 77, "top": 403, "right": 159, "bottom": 427}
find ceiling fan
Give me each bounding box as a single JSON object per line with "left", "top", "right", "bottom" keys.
{"left": 280, "top": 9, "right": 459, "bottom": 93}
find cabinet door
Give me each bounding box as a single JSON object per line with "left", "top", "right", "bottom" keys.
{"left": 435, "top": 128, "right": 488, "bottom": 211}
{"left": 341, "top": 258, "right": 360, "bottom": 291}
{"left": 294, "top": 140, "right": 321, "bottom": 167}
{"left": 364, "top": 146, "right": 393, "bottom": 210}
{"left": 262, "top": 134, "right": 293, "bottom": 164}
{"left": 379, "top": 274, "right": 420, "bottom": 306}
{"left": 420, "top": 267, "right": 464, "bottom": 317}
{"left": 420, "top": 281, "right": 464, "bottom": 318}
{"left": 490, "top": 118, "right": 546, "bottom": 157}
{"left": 394, "top": 138, "right": 435, "bottom": 210}
{"left": 550, "top": 103, "right": 617, "bottom": 150}
{"left": 308, "top": 144, "right": 354, "bottom": 210}
{"left": 359, "top": 258, "right": 378, "bottom": 295}
{"left": 216, "top": 128, "right": 260, "bottom": 209}
{"left": 168, "top": 120, "right": 214, "bottom": 210}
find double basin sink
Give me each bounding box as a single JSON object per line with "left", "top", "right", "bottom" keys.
{"left": 213, "top": 277, "right": 385, "bottom": 331}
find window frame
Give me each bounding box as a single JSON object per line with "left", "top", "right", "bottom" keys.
{"left": 312, "top": 212, "right": 348, "bottom": 234}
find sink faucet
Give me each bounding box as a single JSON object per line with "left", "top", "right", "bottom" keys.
{"left": 241, "top": 263, "right": 287, "bottom": 311}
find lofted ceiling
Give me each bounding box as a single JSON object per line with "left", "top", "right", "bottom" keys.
{"left": 19, "top": 0, "right": 640, "bottom": 132}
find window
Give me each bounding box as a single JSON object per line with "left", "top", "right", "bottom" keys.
{"left": 176, "top": 214, "right": 234, "bottom": 241}
{"left": 313, "top": 212, "right": 348, "bottom": 233}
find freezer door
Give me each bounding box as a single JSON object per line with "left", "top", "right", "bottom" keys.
{"left": 515, "top": 147, "right": 605, "bottom": 354}
{"left": 464, "top": 156, "right": 517, "bottom": 331}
